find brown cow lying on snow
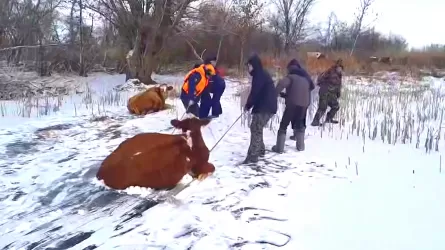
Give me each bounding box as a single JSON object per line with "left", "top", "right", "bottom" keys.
{"left": 127, "top": 84, "right": 174, "bottom": 115}
{"left": 96, "top": 117, "right": 215, "bottom": 190}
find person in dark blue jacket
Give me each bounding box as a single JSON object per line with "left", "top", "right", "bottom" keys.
{"left": 209, "top": 69, "right": 226, "bottom": 117}
{"left": 199, "top": 55, "right": 220, "bottom": 118}
{"left": 181, "top": 64, "right": 215, "bottom": 117}
{"left": 242, "top": 54, "right": 278, "bottom": 164}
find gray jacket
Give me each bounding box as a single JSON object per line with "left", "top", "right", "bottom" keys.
{"left": 276, "top": 73, "right": 312, "bottom": 107}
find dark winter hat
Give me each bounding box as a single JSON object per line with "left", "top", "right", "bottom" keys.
{"left": 246, "top": 53, "right": 263, "bottom": 71}
{"left": 203, "top": 55, "right": 217, "bottom": 64}
{"left": 287, "top": 59, "right": 302, "bottom": 69}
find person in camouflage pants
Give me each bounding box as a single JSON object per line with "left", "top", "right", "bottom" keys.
{"left": 242, "top": 54, "right": 277, "bottom": 164}
{"left": 311, "top": 59, "right": 344, "bottom": 126}
{"left": 246, "top": 113, "right": 273, "bottom": 160}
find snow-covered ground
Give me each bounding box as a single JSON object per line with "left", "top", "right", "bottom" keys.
{"left": 1, "top": 73, "right": 445, "bottom": 250}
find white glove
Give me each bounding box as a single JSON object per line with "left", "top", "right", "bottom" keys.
{"left": 188, "top": 100, "right": 195, "bottom": 106}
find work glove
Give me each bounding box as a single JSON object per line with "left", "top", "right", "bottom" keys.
{"left": 279, "top": 92, "right": 287, "bottom": 98}
{"left": 243, "top": 105, "right": 251, "bottom": 113}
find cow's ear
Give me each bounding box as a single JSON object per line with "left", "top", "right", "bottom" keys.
{"left": 166, "top": 85, "right": 174, "bottom": 91}
{"left": 171, "top": 119, "right": 181, "bottom": 127}
{"left": 199, "top": 118, "right": 212, "bottom": 126}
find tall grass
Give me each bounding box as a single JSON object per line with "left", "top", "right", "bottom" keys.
{"left": 0, "top": 80, "right": 181, "bottom": 119}
{"left": 330, "top": 82, "right": 445, "bottom": 153}
{"left": 236, "top": 75, "right": 445, "bottom": 153}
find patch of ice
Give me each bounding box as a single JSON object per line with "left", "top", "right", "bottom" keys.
{"left": 1, "top": 73, "right": 445, "bottom": 250}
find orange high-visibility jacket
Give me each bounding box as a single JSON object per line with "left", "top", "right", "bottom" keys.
{"left": 182, "top": 64, "right": 215, "bottom": 97}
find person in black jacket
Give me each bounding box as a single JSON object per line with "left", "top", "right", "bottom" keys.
{"left": 242, "top": 54, "right": 278, "bottom": 164}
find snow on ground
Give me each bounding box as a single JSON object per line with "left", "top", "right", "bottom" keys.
{"left": 0, "top": 73, "right": 445, "bottom": 250}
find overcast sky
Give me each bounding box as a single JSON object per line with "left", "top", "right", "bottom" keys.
{"left": 308, "top": 0, "right": 444, "bottom": 49}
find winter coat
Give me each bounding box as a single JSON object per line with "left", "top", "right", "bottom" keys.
{"left": 287, "top": 59, "right": 315, "bottom": 89}
{"left": 276, "top": 65, "right": 313, "bottom": 108}
{"left": 210, "top": 72, "right": 226, "bottom": 94}
{"left": 245, "top": 54, "right": 278, "bottom": 114}
{"left": 317, "top": 60, "right": 343, "bottom": 97}
{"left": 180, "top": 64, "right": 215, "bottom": 102}
{"left": 180, "top": 72, "right": 203, "bottom": 102}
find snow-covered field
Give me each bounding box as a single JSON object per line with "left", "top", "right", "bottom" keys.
{"left": 1, "top": 73, "right": 445, "bottom": 250}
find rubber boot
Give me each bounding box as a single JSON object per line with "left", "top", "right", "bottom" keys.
{"left": 271, "top": 132, "right": 286, "bottom": 153}
{"left": 325, "top": 109, "right": 339, "bottom": 124}
{"left": 295, "top": 129, "right": 305, "bottom": 151}
{"left": 311, "top": 113, "right": 322, "bottom": 126}
{"left": 289, "top": 130, "right": 296, "bottom": 141}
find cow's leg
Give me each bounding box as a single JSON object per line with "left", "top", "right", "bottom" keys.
{"left": 161, "top": 103, "right": 173, "bottom": 110}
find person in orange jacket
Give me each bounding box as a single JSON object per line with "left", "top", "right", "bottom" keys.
{"left": 198, "top": 55, "right": 226, "bottom": 119}
{"left": 180, "top": 63, "right": 216, "bottom": 116}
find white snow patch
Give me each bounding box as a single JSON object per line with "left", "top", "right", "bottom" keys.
{"left": 1, "top": 73, "right": 445, "bottom": 250}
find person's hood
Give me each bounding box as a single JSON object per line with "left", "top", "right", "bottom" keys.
{"left": 287, "top": 65, "right": 304, "bottom": 75}
{"left": 287, "top": 59, "right": 302, "bottom": 70}
{"left": 203, "top": 55, "right": 217, "bottom": 65}
{"left": 247, "top": 54, "right": 263, "bottom": 73}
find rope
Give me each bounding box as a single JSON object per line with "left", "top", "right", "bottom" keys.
{"left": 209, "top": 113, "right": 242, "bottom": 152}
{"left": 171, "top": 104, "right": 190, "bottom": 134}
{"left": 168, "top": 113, "right": 243, "bottom": 198}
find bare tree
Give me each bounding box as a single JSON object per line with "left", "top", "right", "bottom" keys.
{"left": 206, "top": 0, "right": 235, "bottom": 64}
{"left": 88, "top": 0, "right": 196, "bottom": 85}
{"left": 269, "top": 0, "right": 316, "bottom": 53}
{"left": 232, "top": 0, "right": 264, "bottom": 71}
{"left": 324, "top": 12, "right": 337, "bottom": 48}
{"left": 78, "top": 0, "right": 86, "bottom": 76}
{"left": 350, "top": 0, "right": 375, "bottom": 56}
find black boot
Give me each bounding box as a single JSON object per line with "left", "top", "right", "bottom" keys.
{"left": 260, "top": 149, "right": 266, "bottom": 157}
{"left": 311, "top": 113, "right": 322, "bottom": 126}
{"left": 311, "top": 119, "right": 322, "bottom": 126}
{"left": 324, "top": 118, "right": 339, "bottom": 124}
{"left": 295, "top": 129, "right": 305, "bottom": 151}
{"left": 271, "top": 132, "right": 286, "bottom": 153}
{"left": 242, "top": 155, "right": 259, "bottom": 164}
{"left": 289, "top": 129, "right": 297, "bottom": 141}
{"left": 325, "top": 108, "right": 339, "bottom": 124}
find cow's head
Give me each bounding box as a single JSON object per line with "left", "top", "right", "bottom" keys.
{"left": 150, "top": 84, "right": 174, "bottom": 101}
{"left": 170, "top": 117, "right": 211, "bottom": 133}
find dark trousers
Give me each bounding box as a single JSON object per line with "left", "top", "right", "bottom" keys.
{"left": 211, "top": 86, "right": 225, "bottom": 116}
{"left": 246, "top": 113, "right": 273, "bottom": 159}
{"left": 313, "top": 92, "right": 339, "bottom": 121}
{"left": 279, "top": 105, "right": 307, "bottom": 134}
{"left": 181, "top": 97, "right": 199, "bottom": 117}
{"left": 198, "top": 91, "right": 212, "bottom": 118}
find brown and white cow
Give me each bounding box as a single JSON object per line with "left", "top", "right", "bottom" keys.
{"left": 96, "top": 117, "right": 215, "bottom": 190}
{"left": 127, "top": 84, "right": 174, "bottom": 115}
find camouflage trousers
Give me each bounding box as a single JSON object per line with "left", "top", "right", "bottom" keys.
{"left": 313, "top": 91, "right": 339, "bottom": 121}
{"left": 245, "top": 113, "right": 273, "bottom": 162}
